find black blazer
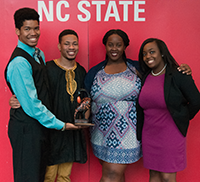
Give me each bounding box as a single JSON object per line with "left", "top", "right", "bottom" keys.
{"left": 137, "top": 65, "right": 200, "bottom": 140}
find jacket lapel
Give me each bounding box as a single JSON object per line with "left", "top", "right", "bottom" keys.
{"left": 164, "top": 66, "right": 173, "bottom": 103}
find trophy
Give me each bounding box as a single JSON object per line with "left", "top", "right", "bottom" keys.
{"left": 74, "top": 89, "right": 94, "bottom": 126}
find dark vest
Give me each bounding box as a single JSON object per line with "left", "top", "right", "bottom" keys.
{"left": 4, "top": 47, "right": 52, "bottom": 124}
{"left": 5, "top": 47, "right": 52, "bottom": 182}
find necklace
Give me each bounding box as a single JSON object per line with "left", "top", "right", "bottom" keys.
{"left": 151, "top": 64, "right": 167, "bottom": 76}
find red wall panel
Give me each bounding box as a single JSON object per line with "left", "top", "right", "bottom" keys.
{"left": 1, "top": 1, "right": 200, "bottom": 181}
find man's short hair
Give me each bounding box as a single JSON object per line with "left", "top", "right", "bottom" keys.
{"left": 59, "top": 29, "right": 79, "bottom": 43}
{"left": 14, "top": 7, "right": 40, "bottom": 29}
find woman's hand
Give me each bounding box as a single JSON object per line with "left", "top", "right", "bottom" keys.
{"left": 177, "top": 64, "right": 192, "bottom": 75}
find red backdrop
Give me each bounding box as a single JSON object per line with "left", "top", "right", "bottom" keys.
{"left": 1, "top": 0, "right": 200, "bottom": 181}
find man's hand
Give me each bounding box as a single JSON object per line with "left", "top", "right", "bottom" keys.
{"left": 9, "top": 95, "right": 21, "bottom": 109}
{"left": 65, "top": 123, "right": 88, "bottom": 130}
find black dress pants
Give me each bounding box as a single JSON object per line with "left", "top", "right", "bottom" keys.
{"left": 8, "top": 109, "right": 49, "bottom": 182}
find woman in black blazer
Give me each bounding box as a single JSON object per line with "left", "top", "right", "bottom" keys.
{"left": 137, "top": 38, "right": 200, "bottom": 182}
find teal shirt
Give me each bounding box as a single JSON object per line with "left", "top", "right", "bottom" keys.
{"left": 6, "top": 40, "right": 64, "bottom": 130}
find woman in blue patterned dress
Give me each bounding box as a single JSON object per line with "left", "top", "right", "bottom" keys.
{"left": 84, "top": 29, "right": 142, "bottom": 182}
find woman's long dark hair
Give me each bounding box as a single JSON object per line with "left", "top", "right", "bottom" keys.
{"left": 138, "top": 38, "right": 179, "bottom": 75}
{"left": 102, "top": 29, "right": 130, "bottom": 62}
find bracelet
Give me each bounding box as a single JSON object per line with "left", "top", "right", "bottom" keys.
{"left": 61, "top": 123, "right": 66, "bottom": 131}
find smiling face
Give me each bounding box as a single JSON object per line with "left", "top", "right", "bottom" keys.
{"left": 105, "top": 34, "right": 126, "bottom": 63}
{"left": 58, "top": 34, "right": 79, "bottom": 61}
{"left": 143, "top": 41, "right": 165, "bottom": 73}
{"left": 16, "top": 20, "right": 40, "bottom": 47}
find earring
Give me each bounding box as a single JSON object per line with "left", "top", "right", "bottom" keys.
{"left": 162, "top": 55, "right": 164, "bottom": 57}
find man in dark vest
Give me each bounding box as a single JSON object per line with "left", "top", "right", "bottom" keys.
{"left": 4, "top": 8, "right": 67, "bottom": 182}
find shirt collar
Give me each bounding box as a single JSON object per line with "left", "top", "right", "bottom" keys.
{"left": 17, "top": 40, "right": 37, "bottom": 57}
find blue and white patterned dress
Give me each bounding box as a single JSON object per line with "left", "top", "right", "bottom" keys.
{"left": 90, "top": 63, "right": 142, "bottom": 164}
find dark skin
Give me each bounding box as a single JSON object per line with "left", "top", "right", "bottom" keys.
{"left": 104, "top": 34, "right": 127, "bottom": 74}
{"left": 98, "top": 34, "right": 128, "bottom": 182}
{"left": 9, "top": 34, "right": 90, "bottom": 130}
{"left": 142, "top": 41, "right": 180, "bottom": 182}
{"left": 9, "top": 34, "right": 191, "bottom": 182}
{"left": 177, "top": 65, "right": 191, "bottom": 74}
{"left": 98, "top": 34, "right": 191, "bottom": 182}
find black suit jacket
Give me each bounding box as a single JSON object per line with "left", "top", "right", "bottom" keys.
{"left": 137, "top": 65, "right": 200, "bottom": 140}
